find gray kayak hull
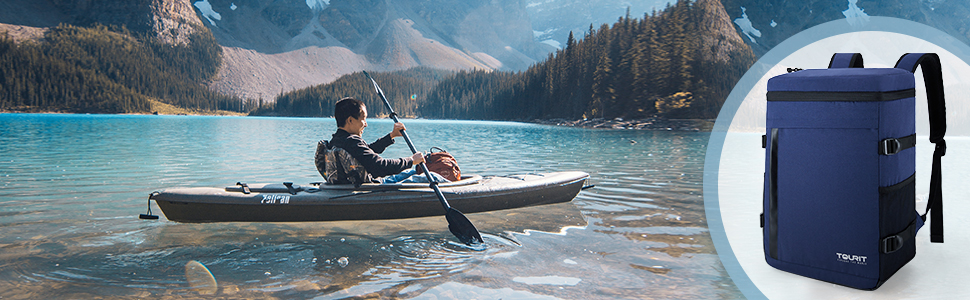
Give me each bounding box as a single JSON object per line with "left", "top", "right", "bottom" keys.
{"left": 150, "top": 171, "right": 590, "bottom": 223}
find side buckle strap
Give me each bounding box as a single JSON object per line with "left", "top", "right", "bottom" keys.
{"left": 879, "top": 134, "right": 916, "bottom": 155}
{"left": 882, "top": 236, "right": 903, "bottom": 254}
{"left": 880, "top": 138, "right": 901, "bottom": 155}
{"left": 881, "top": 216, "right": 923, "bottom": 254}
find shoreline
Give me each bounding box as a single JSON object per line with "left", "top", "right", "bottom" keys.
{"left": 1, "top": 110, "right": 713, "bottom": 131}
{"left": 0, "top": 100, "right": 247, "bottom": 116}
{"left": 527, "top": 117, "right": 715, "bottom": 132}
{"left": 0, "top": 110, "right": 245, "bottom": 117}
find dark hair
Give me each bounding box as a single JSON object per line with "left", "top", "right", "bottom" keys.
{"left": 334, "top": 97, "right": 365, "bottom": 127}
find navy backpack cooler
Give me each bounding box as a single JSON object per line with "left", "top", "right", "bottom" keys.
{"left": 762, "top": 53, "right": 946, "bottom": 290}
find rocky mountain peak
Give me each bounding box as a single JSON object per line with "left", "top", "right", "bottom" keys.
{"left": 1, "top": 0, "right": 203, "bottom": 45}
{"left": 150, "top": 0, "right": 204, "bottom": 45}
{"left": 695, "top": 0, "right": 751, "bottom": 63}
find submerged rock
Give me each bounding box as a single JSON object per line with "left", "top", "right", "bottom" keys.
{"left": 337, "top": 257, "right": 349, "bottom": 268}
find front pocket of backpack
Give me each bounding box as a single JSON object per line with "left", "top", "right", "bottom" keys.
{"left": 772, "top": 127, "right": 879, "bottom": 277}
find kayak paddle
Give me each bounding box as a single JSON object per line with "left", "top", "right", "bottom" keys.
{"left": 362, "top": 71, "right": 484, "bottom": 245}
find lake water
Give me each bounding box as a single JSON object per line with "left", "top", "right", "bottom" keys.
{"left": 0, "top": 113, "right": 739, "bottom": 299}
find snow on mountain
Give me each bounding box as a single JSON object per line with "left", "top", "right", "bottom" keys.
{"left": 842, "top": 0, "right": 870, "bottom": 27}
{"left": 305, "top": 0, "right": 328, "bottom": 11}
{"left": 733, "top": 6, "right": 760, "bottom": 43}
{"left": 533, "top": 28, "right": 561, "bottom": 49}
{"left": 193, "top": 0, "right": 222, "bottom": 26}
{"left": 540, "top": 39, "right": 562, "bottom": 49}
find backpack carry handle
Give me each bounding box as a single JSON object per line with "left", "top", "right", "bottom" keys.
{"left": 895, "top": 53, "right": 946, "bottom": 243}
{"left": 828, "top": 53, "right": 865, "bottom": 68}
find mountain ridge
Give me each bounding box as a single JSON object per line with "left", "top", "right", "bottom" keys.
{"left": 197, "top": 0, "right": 554, "bottom": 100}
{"left": 1, "top": 0, "right": 555, "bottom": 102}
{"left": 721, "top": 0, "right": 970, "bottom": 56}
{"left": 264, "top": 0, "right": 757, "bottom": 120}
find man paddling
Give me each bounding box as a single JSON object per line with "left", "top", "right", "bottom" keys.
{"left": 329, "top": 97, "right": 448, "bottom": 184}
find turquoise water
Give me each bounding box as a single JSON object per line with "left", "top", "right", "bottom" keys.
{"left": 0, "top": 113, "right": 738, "bottom": 299}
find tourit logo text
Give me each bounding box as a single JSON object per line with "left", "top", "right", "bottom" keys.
{"left": 836, "top": 252, "right": 867, "bottom": 265}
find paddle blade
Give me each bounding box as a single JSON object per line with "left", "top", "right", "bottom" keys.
{"left": 446, "top": 208, "right": 484, "bottom": 245}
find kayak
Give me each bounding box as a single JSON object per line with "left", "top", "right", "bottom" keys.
{"left": 149, "top": 171, "right": 590, "bottom": 223}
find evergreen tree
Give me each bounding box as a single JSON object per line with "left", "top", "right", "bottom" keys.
{"left": 591, "top": 43, "right": 614, "bottom": 119}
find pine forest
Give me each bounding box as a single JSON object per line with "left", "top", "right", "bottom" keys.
{"left": 0, "top": 24, "right": 255, "bottom": 114}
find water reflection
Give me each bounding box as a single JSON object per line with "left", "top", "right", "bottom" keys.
{"left": 0, "top": 114, "right": 739, "bottom": 299}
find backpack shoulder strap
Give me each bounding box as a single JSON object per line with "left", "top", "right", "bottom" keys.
{"left": 896, "top": 53, "right": 947, "bottom": 143}
{"left": 828, "top": 53, "right": 865, "bottom": 68}
{"left": 314, "top": 140, "right": 331, "bottom": 179}
{"left": 895, "top": 53, "right": 946, "bottom": 243}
